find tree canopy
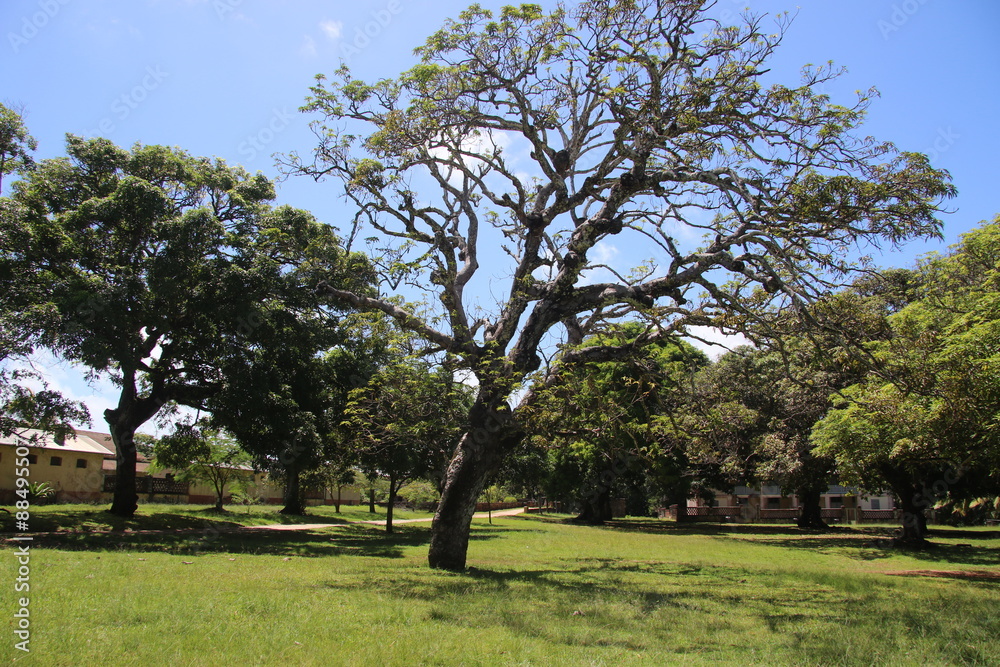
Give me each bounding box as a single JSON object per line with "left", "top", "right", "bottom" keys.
{"left": 285, "top": 0, "right": 954, "bottom": 570}
{"left": 813, "top": 216, "right": 1000, "bottom": 542}
{"left": 3, "top": 133, "right": 365, "bottom": 516}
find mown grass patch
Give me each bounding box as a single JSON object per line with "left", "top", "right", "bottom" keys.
{"left": 2, "top": 509, "right": 998, "bottom": 665}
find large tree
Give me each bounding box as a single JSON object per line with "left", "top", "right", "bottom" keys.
{"left": 5, "top": 135, "right": 359, "bottom": 516}
{"left": 286, "top": 1, "right": 954, "bottom": 569}
{"left": 813, "top": 217, "right": 1000, "bottom": 544}
{"left": 206, "top": 311, "right": 383, "bottom": 515}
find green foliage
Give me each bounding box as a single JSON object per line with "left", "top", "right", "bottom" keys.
{"left": 153, "top": 423, "right": 253, "bottom": 510}
{"left": 524, "top": 324, "right": 708, "bottom": 520}
{"left": 344, "top": 359, "right": 472, "bottom": 493}
{"left": 398, "top": 480, "right": 440, "bottom": 507}
{"left": 813, "top": 215, "right": 1000, "bottom": 528}
{"left": 26, "top": 480, "right": 55, "bottom": 503}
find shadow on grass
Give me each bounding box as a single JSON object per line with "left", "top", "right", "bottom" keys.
{"left": 0, "top": 507, "right": 353, "bottom": 534}
{"left": 319, "top": 557, "right": 865, "bottom": 654}
{"left": 732, "top": 535, "right": 1000, "bottom": 567}
{"left": 13, "top": 522, "right": 441, "bottom": 559}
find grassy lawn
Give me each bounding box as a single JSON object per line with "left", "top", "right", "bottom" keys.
{"left": 2, "top": 508, "right": 998, "bottom": 666}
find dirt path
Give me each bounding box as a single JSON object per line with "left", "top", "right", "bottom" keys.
{"left": 1, "top": 507, "right": 528, "bottom": 540}
{"left": 243, "top": 506, "right": 527, "bottom": 531}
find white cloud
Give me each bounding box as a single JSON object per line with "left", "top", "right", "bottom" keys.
{"left": 684, "top": 326, "right": 751, "bottom": 360}
{"left": 299, "top": 35, "right": 318, "bottom": 58}
{"left": 319, "top": 19, "right": 343, "bottom": 40}
{"left": 590, "top": 242, "right": 620, "bottom": 266}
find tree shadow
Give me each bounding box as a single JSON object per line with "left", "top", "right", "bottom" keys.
{"left": 738, "top": 535, "right": 1000, "bottom": 567}
{"left": 13, "top": 522, "right": 437, "bottom": 559}
{"left": 1, "top": 507, "right": 352, "bottom": 535}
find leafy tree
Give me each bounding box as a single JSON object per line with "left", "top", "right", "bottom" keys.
{"left": 525, "top": 322, "right": 707, "bottom": 523}
{"left": 478, "top": 483, "right": 507, "bottom": 524}
{"left": 207, "top": 312, "right": 384, "bottom": 515}
{"left": 342, "top": 359, "right": 472, "bottom": 532}
{"left": 153, "top": 423, "right": 252, "bottom": 511}
{"left": 814, "top": 217, "right": 1000, "bottom": 544}
{"left": 0, "top": 105, "right": 88, "bottom": 441}
{"left": 286, "top": 2, "right": 954, "bottom": 569}
{"left": 0, "top": 103, "right": 36, "bottom": 193}
{"left": 398, "top": 479, "right": 440, "bottom": 509}
{"left": 677, "top": 346, "right": 838, "bottom": 528}
{"left": 134, "top": 433, "right": 158, "bottom": 460}
{"left": 5, "top": 134, "right": 357, "bottom": 516}
{"left": 301, "top": 457, "right": 357, "bottom": 513}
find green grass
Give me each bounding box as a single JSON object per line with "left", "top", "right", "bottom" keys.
{"left": 3, "top": 508, "right": 999, "bottom": 666}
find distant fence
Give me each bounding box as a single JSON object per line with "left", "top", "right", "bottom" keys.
{"left": 474, "top": 501, "right": 524, "bottom": 512}
{"left": 103, "top": 476, "right": 189, "bottom": 495}
{"left": 659, "top": 505, "right": 909, "bottom": 524}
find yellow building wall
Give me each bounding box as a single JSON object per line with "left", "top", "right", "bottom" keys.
{"left": 0, "top": 444, "right": 106, "bottom": 503}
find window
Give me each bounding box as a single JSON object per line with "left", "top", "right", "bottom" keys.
{"left": 765, "top": 497, "right": 782, "bottom": 509}
{"left": 829, "top": 496, "right": 843, "bottom": 509}
{"left": 870, "top": 499, "right": 880, "bottom": 510}
{"left": 27, "top": 454, "right": 37, "bottom": 464}
{"left": 76, "top": 458, "right": 88, "bottom": 469}
{"left": 50, "top": 456, "right": 62, "bottom": 466}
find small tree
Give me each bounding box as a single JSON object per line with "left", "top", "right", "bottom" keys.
{"left": 478, "top": 483, "right": 506, "bottom": 524}
{"left": 343, "top": 359, "right": 471, "bottom": 533}
{"left": 154, "top": 423, "right": 252, "bottom": 511}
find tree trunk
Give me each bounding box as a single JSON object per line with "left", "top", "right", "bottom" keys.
{"left": 107, "top": 420, "right": 139, "bottom": 517}
{"left": 796, "top": 486, "right": 829, "bottom": 529}
{"left": 575, "top": 484, "right": 613, "bottom": 525}
{"left": 881, "top": 466, "right": 931, "bottom": 547}
{"left": 671, "top": 489, "right": 689, "bottom": 523}
{"left": 335, "top": 485, "right": 342, "bottom": 513}
{"left": 897, "top": 487, "right": 930, "bottom": 546}
{"left": 281, "top": 466, "right": 305, "bottom": 515}
{"left": 105, "top": 375, "right": 166, "bottom": 518}
{"left": 368, "top": 488, "right": 376, "bottom": 513}
{"left": 385, "top": 475, "right": 396, "bottom": 534}
{"left": 428, "top": 400, "right": 521, "bottom": 571}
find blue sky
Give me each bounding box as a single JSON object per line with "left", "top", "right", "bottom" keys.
{"left": 3, "top": 0, "right": 998, "bottom": 431}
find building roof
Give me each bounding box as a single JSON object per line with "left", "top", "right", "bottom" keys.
{"left": 0, "top": 429, "right": 116, "bottom": 457}
{"left": 73, "top": 430, "right": 118, "bottom": 458}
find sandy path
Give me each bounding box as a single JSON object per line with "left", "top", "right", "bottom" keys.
{"left": 243, "top": 506, "right": 526, "bottom": 531}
